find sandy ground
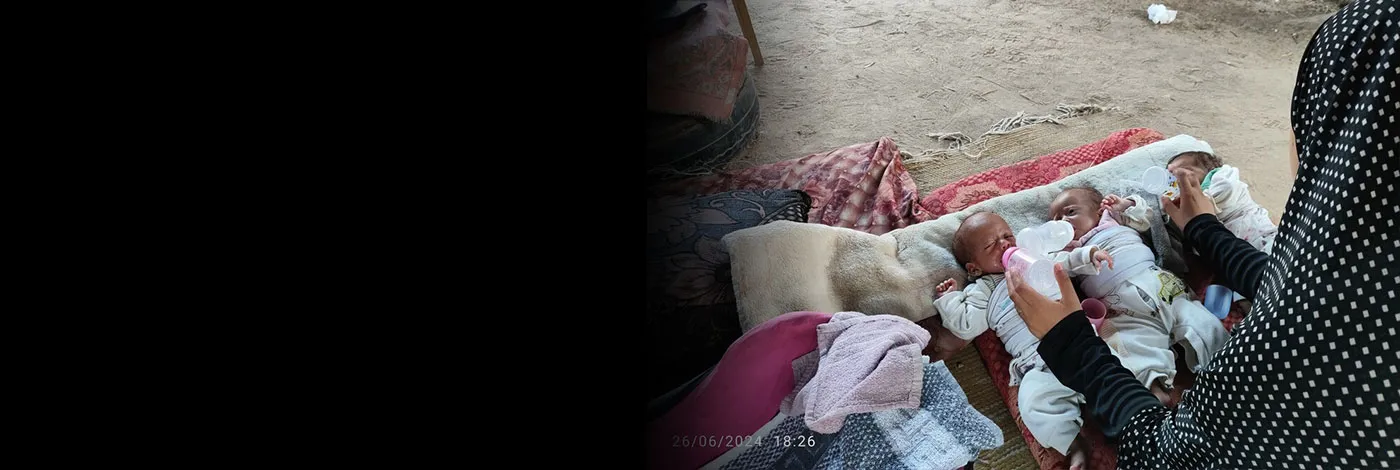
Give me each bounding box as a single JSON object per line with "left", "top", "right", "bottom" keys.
{"left": 730, "top": 0, "right": 1346, "bottom": 222}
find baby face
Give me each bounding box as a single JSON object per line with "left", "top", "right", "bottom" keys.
{"left": 955, "top": 212, "right": 1016, "bottom": 275}
{"left": 1049, "top": 188, "right": 1102, "bottom": 239}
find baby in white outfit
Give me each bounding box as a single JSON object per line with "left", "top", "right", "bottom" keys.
{"left": 1165, "top": 151, "right": 1278, "bottom": 253}
{"left": 934, "top": 211, "right": 1109, "bottom": 469}
{"left": 1050, "top": 187, "right": 1231, "bottom": 405}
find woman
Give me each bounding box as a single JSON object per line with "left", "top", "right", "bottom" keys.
{"left": 1006, "top": 1, "right": 1399, "bottom": 468}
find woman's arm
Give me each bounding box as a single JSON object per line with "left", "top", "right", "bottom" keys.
{"left": 1183, "top": 213, "right": 1270, "bottom": 299}
{"left": 1161, "top": 167, "right": 1271, "bottom": 299}
{"left": 1005, "top": 264, "right": 1156, "bottom": 429}
{"left": 1038, "top": 311, "right": 1212, "bottom": 468}
{"left": 1009, "top": 263, "right": 1218, "bottom": 468}
{"left": 1038, "top": 311, "right": 1162, "bottom": 439}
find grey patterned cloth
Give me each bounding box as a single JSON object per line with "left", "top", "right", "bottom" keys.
{"left": 720, "top": 362, "right": 1002, "bottom": 470}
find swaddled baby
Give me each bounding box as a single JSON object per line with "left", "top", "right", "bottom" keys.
{"left": 1159, "top": 151, "right": 1278, "bottom": 253}
{"left": 1048, "top": 187, "right": 1231, "bottom": 406}
{"left": 933, "top": 212, "right": 1109, "bottom": 469}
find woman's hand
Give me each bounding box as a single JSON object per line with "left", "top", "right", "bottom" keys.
{"left": 1008, "top": 263, "right": 1083, "bottom": 339}
{"left": 1160, "top": 167, "right": 1218, "bottom": 230}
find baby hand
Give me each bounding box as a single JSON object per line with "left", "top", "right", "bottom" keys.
{"left": 1101, "top": 194, "right": 1134, "bottom": 213}
{"left": 935, "top": 278, "right": 960, "bottom": 297}
{"left": 1093, "top": 250, "right": 1115, "bottom": 270}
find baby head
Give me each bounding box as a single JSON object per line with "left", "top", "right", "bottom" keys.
{"left": 1049, "top": 187, "right": 1104, "bottom": 240}
{"left": 1166, "top": 151, "right": 1223, "bottom": 176}
{"left": 951, "top": 212, "right": 1016, "bottom": 277}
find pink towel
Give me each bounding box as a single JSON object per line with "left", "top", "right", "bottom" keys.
{"left": 645, "top": 311, "right": 833, "bottom": 470}
{"left": 783, "top": 311, "right": 931, "bottom": 433}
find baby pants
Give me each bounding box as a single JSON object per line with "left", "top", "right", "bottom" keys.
{"left": 1098, "top": 266, "right": 1232, "bottom": 390}
{"left": 1018, "top": 360, "right": 1085, "bottom": 456}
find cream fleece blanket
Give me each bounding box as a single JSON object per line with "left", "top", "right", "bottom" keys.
{"left": 722, "top": 134, "right": 1216, "bottom": 331}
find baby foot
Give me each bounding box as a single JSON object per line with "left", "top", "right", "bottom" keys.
{"left": 1151, "top": 380, "right": 1176, "bottom": 408}
{"left": 1067, "top": 435, "right": 1090, "bottom": 470}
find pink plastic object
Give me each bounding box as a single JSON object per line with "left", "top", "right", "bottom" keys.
{"left": 1082, "top": 298, "right": 1107, "bottom": 333}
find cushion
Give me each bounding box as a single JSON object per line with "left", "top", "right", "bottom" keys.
{"left": 650, "top": 136, "right": 929, "bottom": 235}
{"left": 646, "top": 189, "right": 812, "bottom": 398}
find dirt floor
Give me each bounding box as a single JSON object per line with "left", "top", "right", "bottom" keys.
{"left": 729, "top": 0, "right": 1347, "bottom": 222}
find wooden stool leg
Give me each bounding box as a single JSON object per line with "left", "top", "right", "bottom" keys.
{"left": 732, "top": 0, "right": 763, "bottom": 66}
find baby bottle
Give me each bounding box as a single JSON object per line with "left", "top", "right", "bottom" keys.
{"left": 1141, "top": 166, "right": 1180, "bottom": 199}
{"left": 1000, "top": 220, "right": 1075, "bottom": 300}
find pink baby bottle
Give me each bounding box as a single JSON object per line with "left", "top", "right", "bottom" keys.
{"left": 1001, "top": 220, "right": 1075, "bottom": 300}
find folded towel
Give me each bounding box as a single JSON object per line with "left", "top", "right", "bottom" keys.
{"left": 783, "top": 312, "right": 931, "bottom": 434}
{"left": 718, "top": 362, "right": 1004, "bottom": 470}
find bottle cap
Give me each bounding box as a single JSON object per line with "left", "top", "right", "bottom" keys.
{"left": 1001, "top": 246, "right": 1019, "bottom": 268}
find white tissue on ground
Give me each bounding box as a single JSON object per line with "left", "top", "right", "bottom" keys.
{"left": 1147, "top": 4, "right": 1177, "bottom": 24}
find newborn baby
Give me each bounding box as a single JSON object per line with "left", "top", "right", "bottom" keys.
{"left": 1165, "top": 151, "right": 1278, "bottom": 253}
{"left": 933, "top": 212, "right": 1107, "bottom": 469}
{"left": 1049, "top": 187, "right": 1232, "bottom": 405}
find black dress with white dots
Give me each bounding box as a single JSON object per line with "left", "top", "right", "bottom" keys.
{"left": 1037, "top": 1, "right": 1400, "bottom": 468}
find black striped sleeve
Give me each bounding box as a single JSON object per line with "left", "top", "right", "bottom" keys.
{"left": 1038, "top": 311, "right": 1163, "bottom": 439}
{"left": 1183, "top": 213, "right": 1268, "bottom": 300}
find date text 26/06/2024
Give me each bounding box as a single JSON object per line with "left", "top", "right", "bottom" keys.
{"left": 672, "top": 434, "right": 818, "bottom": 448}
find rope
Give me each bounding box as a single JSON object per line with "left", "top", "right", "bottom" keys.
{"left": 921, "top": 103, "right": 1117, "bottom": 158}
{"left": 655, "top": 103, "right": 1116, "bottom": 177}
{"left": 926, "top": 132, "right": 975, "bottom": 147}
